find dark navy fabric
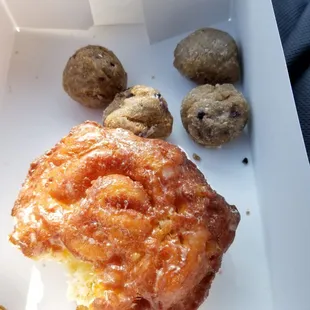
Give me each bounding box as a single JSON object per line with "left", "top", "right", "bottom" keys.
{"left": 273, "top": 0, "right": 310, "bottom": 160}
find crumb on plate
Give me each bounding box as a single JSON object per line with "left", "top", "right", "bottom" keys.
{"left": 193, "top": 153, "right": 201, "bottom": 161}
{"left": 242, "top": 157, "right": 249, "bottom": 165}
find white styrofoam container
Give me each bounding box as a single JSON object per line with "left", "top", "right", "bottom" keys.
{"left": 0, "top": 0, "right": 310, "bottom": 310}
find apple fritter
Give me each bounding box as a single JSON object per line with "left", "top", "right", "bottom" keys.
{"left": 10, "top": 121, "right": 240, "bottom": 310}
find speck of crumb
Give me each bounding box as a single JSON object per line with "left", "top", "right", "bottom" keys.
{"left": 15, "top": 50, "right": 19, "bottom": 55}
{"left": 193, "top": 153, "right": 201, "bottom": 161}
{"left": 246, "top": 210, "right": 250, "bottom": 216}
{"left": 93, "top": 35, "right": 96, "bottom": 39}
{"left": 151, "top": 75, "right": 155, "bottom": 79}
{"left": 42, "top": 263, "right": 46, "bottom": 267}
{"left": 8, "top": 86, "right": 12, "bottom": 93}
{"left": 242, "top": 157, "right": 249, "bottom": 165}
{"left": 35, "top": 76, "right": 38, "bottom": 79}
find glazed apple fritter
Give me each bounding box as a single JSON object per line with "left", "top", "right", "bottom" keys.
{"left": 10, "top": 121, "right": 240, "bottom": 310}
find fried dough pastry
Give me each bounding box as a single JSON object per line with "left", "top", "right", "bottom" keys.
{"left": 9, "top": 121, "right": 240, "bottom": 310}
{"left": 103, "top": 85, "right": 173, "bottom": 139}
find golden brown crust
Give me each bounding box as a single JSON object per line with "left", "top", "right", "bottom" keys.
{"left": 10, "top": 121, "right": 240, "bottom": 310}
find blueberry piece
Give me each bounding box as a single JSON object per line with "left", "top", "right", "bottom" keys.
{"left": 230, "top": 107, "right": 241, "bottom": 118}
{"left": 197, "top": 111, "right": 206, "bottom": 120}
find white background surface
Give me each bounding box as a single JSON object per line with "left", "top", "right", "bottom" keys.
{"left": 234, "top": 1, "right": 310, "bottom": 309}
{"left": 90, "top": 0, "right": 144, "bottom": 26}
{"left": 143, "top": 0, "right": 231, "bottom": 42}
{"left": 5, "top": 0, "right": 93, "bottom": 29}
{"left": 0, "top": 0, "right": 15, "bottom": 104}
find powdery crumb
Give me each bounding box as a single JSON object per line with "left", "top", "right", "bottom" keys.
{"left": 193, "top": 153, "right": 201, "bottom": 161}
{"left": 151, "top": 75, "right": 155, "bottom": 79}
{"left": 246, "top": 210, "right": 250, "bottom": 216}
